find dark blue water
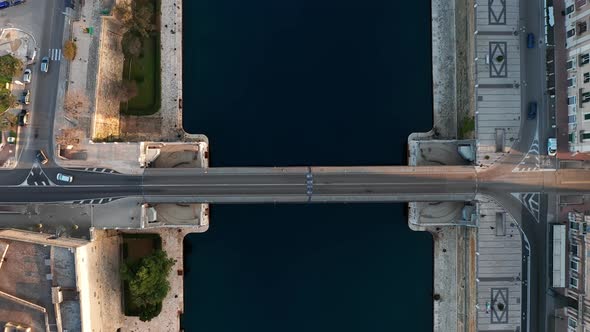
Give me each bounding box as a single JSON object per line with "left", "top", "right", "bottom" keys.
{"left": 182, "top": 0, "right": 434, "bottom": 331}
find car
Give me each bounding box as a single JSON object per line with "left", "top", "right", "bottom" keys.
{"left": 527, "top": 102, "right": 537, "bottom": 120}
{"left": 0, "top": 1, "right": 10, "bottom": 9}
{"left": 11, "top": 0, "right": 26, "bottom": 5}
{"left": 6, "top": 136, "right": 15, "bottom": 144}
{"left": 548, "top": 138, "right": 557, "bottom": 156}
{"left": 56, "top": 173, "right": 73, "bottom": 183}
{"left": 21, "top": 89, "right": 30, "bottom": 105}
{"left": 17, "top": 110, "right": 28, "bottom": 126}
{"left": 36, "top": 150, "right": 48, "bottom": 164}
{"left": 22, "top": 69, "right": 31, "bottom": 83}
{"left": 40, "top": 56, "right": 49, "bottom": 73}
{"left": 527, "top": 33, "right": 535, "bottom": 49}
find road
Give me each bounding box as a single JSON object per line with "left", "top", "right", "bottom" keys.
{"left": 519, "top": 0, "right": 558, "bottom": 329}
{"left": 17, "top": 0, "right": 65, "bottom": 167}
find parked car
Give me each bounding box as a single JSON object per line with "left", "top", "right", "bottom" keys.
{"left": 11, "top": 0, "right": 26, "bottom": 5}
{"left": 40, "top": 56, "right": 49, "bottom": 73}
{"left": 6, "top": 136, "right": 15, "bottom": 144}
{"left": 527, "top": 33, "right": 535, "bottom": 49}
{"left": 36, "top": 150, "right": 48, "bottom": 164}
{"left": 0, "top": 1, "right": 10, "bottom": 9}
{"left": 21, "top": 89, "right": 30, "bottom": 105}
{"left": 56, "top": 173, "right": 73, "bottom": 183}
{"left": 22, "top": 69, "right": 31, "bottom": 83}
{"left": 527, "top": 102, "right": 537, "bottom": 120}
{"left": 547, "top": 138, "right": 557, "bottom": 156}
{"left": 17, "top": 110, "right": 28, "bottom": 126}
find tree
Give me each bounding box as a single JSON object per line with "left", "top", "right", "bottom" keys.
{"left": 121, "top": 250, "right": 176, "bottom": 322}
{"left": 0, "top": 89, "right": 16, "bottom": 112}
{"left": 63, "top": 89, "right": 90, "bottom": 118}
{"left": 122, "top": 32, "right": 143, "bottom": 57}
{"left": 115, "top": 80, "right": 139, "bottom": 102}
{"left": 0, "top": 112, "right": 17, "bottom": 131}
{"left": 130, "top": 3, "right": 154, "bottom": 38}
{"left": 0, "top": 55, "right": 23, "bottom": 78}
{"left": 114, "top": 1, "right": 154, "bottom": 38}
{"left": 113, "top": 2, "right": 133, "bottom": 24}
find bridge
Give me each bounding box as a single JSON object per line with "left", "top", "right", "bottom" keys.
{"left": 2, "top": 163, "right": 589, "bottom": 206}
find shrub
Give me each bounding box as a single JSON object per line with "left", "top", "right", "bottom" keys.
{"left": 63, "top": 40, "right": 77, "bottom": 61}
{"left": 459, "top": 116, "right": 475, "bottom": 138}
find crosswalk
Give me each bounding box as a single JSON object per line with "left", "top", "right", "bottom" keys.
{"left": 72, "top": 197, "right": 121, "bottom": 205}
{"left": 79, "top": 167, "right": 119, "bottom": 174}
{"left": 48, "top": 48, "right": 62, "bottom": 61}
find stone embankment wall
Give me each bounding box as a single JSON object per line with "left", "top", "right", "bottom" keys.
{"left": 407, "top": 0, "right": 477, "bottom": 331}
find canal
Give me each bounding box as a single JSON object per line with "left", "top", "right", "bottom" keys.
{"left": 182, "top": 0, "right": 434, "bottom": 331}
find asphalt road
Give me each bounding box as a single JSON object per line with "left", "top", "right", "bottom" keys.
{"left": 0, "top": 164, "right": 585, "bottom": 205}
{"left": 19, "top": 0, "right": 65, "bottom": 167}
{"left": 515, "top": 0, "right": 557, "bottom": 327}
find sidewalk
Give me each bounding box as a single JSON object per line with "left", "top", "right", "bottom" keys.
{"left": 476, "top": 196, "right": 523, "bottom": 331}
{"left": 474, "top": 0, "right": 523, "bottom": 168}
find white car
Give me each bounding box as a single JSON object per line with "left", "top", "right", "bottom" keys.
{"left": 56, "top": 173, "right": 73, "bottom": 183}
{"left": 40, "top": 56, "right": 49, "bottom": 73}
{"left": 22, "top": 69, "right": 31, "bottom": 83}
{"left": 547, "top": 138, "right": 557, "bottom": 157}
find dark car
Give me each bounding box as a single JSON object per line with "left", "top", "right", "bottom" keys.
{"left": 0, "top": 1, "right": 10, "bottom": 9}
{"left": 528, "top": 102, "right": 537, "bottom": 120}
{"left": 527, "top": 33, "right": 535, "bottom": 49}
{"left": 36, "top": 150, "right": 48, "bottom": 164}
{"left": 17, "top": 110, "right": 28, "bottom": 126}
{"left": 11, "top": 0, "right": 25, "bottom": 5}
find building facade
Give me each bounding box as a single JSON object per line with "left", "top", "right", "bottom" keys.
{"left": 565, "top": 210, "right": 590, "bottom": 332}
{"left": 565, "top": 0, "right": 590, "bottom": 153}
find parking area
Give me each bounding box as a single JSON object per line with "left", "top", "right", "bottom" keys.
{"left": 0, "top": 0, "right": 50, "bottom": 45}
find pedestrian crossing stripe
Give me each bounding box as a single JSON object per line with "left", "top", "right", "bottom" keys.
{"left": 49, "top": 48, "right": 62, "bottom": 61}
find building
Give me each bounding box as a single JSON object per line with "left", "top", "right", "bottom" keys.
{"left": 564, "top": 210, "right": 590, "bottom": 332}
{"left": 565, "top": 0, "right": 590, "bottom": 153}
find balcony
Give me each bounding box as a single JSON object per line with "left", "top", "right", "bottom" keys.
{"left": 580, "top": 54, "right": 590, "bottom": 67}
{"left": 579, "top": 21, "right": 588, "bottom": 35}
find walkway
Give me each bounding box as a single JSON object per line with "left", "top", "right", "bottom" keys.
{"left": 475, "top": 0, "right": 522, "bottom": 167}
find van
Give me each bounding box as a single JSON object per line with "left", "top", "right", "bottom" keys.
{"left": 36, "top": 150, "right": 48, "bottom": 164}
{"left": 527, "top": 102, "right": 537, "bottom": 120}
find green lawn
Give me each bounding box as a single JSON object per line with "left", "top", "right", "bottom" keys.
{"left": 121, "top": 35, "right": 161, "bottom": 115}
